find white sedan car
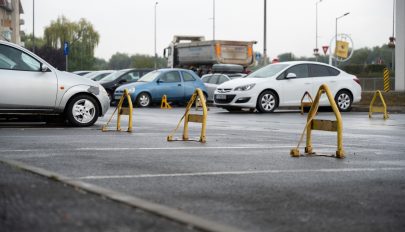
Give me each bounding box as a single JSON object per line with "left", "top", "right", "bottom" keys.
{"left": 214, "top": 61, "right": 362, "bottom": 112}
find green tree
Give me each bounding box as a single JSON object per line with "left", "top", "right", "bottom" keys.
{"left": 43, "top": 16, "right": 100, "bottom": 71}
{"left": 108, "top": 52, "right": 132, "bottom": 69}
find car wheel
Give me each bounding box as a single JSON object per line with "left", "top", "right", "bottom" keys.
{"left": 335, "top": 90, "right": 352, "bottom": 112}
{"left": 256, "top": 90, "right": 278, "bottom": 113}
{"left": 66, "top": 95, "right": 99, "bottom": 127}
{"left": 137, "top": 92, "right": 151, "bottom": 107}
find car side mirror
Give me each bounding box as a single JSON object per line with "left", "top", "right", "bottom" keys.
{"left": 41, "top": 64, "right": 49, "bottom": 72}
{"left": 286, "top": 73, "right": 297, "bottom": 79}
{"left": 118, "top": 79, "right": 127, "bottom": 84}
{"left": 157, "top": 79, "right": 165, "bottom": 84}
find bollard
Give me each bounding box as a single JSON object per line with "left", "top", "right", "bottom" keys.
{"left": 369, "top": 90, "right": 389, "bottom": 120}
{"left": 300, "top": 91, "right": 314, "bottom": 115}
{"left": 161, "top": 95, "right": 172, "bottom": 109}
{"left": 383, "top": 68, "right": 390, "bottom": 92}
{"left": 291, "top": 84, "right": 344, "bottom": 158}
{"left": 167, "top": 88, "right": 207, "bottom": 143}
{"left": 101, "top": 89, "right": 133, "bottom": 132}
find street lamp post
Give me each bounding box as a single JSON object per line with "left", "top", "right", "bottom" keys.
{"left": 263, "top": 0, "right": 267, "bottom": 65}
{"left": 32, "top": 0, "right": 35, "bottom": 53}
{"left": 314, "top": 0, "right": 323, "bottom": 61}
{"left": 335, "top": 12, "right": 350, "bottom": 66}
{"left": 154, "top": 2, "right": 158, "bottom": 70}
{"left": 213, "top": 0, "right": 215, "bottom": 40}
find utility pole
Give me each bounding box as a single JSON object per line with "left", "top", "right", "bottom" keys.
{"left": 263, "top": 0, "right": 267, "bottom": 65}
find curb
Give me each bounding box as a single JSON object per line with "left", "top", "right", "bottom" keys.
{"left": 0, "top": 158, "right": 244, "bottom": 232}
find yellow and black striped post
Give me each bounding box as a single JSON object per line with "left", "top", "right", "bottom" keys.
{"left": 383, "top": 67, "right": 390, "bottom": 92}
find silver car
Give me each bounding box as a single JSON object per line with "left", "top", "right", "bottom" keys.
{"left": 201, "top": 73, "right": 246, "bottom": 101}
{"left": 0, "top": 40, "right": 110, "bottom": 126}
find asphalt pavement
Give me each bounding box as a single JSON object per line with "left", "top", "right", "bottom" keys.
{"left": 1, "top": 106, "right": 405, "bottom": 232}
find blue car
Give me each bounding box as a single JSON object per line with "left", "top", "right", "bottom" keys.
{"left": 114, "top": 69, "right": 208, "bottom": 107}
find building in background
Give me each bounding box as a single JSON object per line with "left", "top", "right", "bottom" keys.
{"left": 0, "top": 0, "right": 24, "bottom": 45}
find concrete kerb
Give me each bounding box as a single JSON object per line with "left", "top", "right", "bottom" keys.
{"left": 0, "top": 158, "right": 244, "bottom": 232}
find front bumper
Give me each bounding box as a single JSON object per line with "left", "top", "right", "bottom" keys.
{"left": 213, "top": 91, "right": 258, "bottom": 108}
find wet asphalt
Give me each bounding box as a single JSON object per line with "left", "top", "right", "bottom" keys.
{"left": 1, "top": 107, "right": 404, "bottom": 231}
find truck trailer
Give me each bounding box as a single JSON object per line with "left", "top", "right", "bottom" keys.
{"left": 163, "top": 36, "right": 256, "bottom": 75}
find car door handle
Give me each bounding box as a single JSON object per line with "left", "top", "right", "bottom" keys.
{"left": 330, "top": 80, "right": 336, "bottom": 83}
{"left": 178, "top": 84, "right": 182, "bottom": 86}
{"left": 305, "top": 82, "right": 311, "bottom": 85}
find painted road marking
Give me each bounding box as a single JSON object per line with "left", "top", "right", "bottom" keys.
{"left": 76, "top": 167, "right": 405, "bottom": 180}
{"left": 0, "top": 145, "right": 335, "bottom": 153}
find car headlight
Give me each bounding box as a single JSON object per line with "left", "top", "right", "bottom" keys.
{"left": 127, "top": 87, "right": 136, "bottom": 93}
{"left": 234, "top": 83, "right": 255, "bottom": 91}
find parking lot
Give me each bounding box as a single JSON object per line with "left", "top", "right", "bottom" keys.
{"left": 1, "top": 107, "right": 405, "bottom": 231}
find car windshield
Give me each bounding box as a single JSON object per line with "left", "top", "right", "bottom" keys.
{"left": 138, "top": 70, "right": 161, "bottom": 82}
{"left": 99, "top": 69, "right": 128, "bottom": 82}
{"left": 247, "top": 63, "right": 289, "bottom": 78}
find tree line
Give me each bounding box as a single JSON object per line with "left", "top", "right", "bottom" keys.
{"left": 23, "top": 16, "right": 167, "bottom": 72}
{"left": 23, "top": 15, "right": 395, "bottom": 77}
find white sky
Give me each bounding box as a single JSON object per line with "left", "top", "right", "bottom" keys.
{"left": 20, "top": 0, "right": 394, "bottom": 61}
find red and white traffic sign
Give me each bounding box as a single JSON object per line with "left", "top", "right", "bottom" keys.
{"left": 322, "top": 46, "right": 329, "bottom": 55}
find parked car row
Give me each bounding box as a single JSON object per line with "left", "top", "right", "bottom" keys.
{"left": 0, "top": 40, "right": 362, "bottom": 128}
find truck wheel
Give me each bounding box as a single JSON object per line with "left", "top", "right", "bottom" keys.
{"left": 256, "top": 90, "right": 278, "bottom": 113}
{"left": 137, "top": 92, "right": 151, "bottom": 107}
{"left": 66, "top": 95, "right": 99, "bottom": 127}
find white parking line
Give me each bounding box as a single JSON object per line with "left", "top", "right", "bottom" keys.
{"left": 77, "top": 167, "right": 405, "bottom": 180}
{"left": 0, "top": 145, "right": 334, "bottom": 153}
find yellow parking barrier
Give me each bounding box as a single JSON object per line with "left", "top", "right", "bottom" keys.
{"left": 300, "top": 91, "right": 314, "bottom": 115}
{"left": 369, "top": 90, "right": 389, "bottom": 120}
{"left": 161, "top": 95, "right": 172, "bottom": 109}
{"left": 101, "top": 89, "right": 133, "bottom": 132}
{"left": 195, "top": 95, "right": 209, "bottom": 111}
{"left": 167, "top": 88, "right": 207, "bottom": 143}
{"left": 290, "top": 84, "right": 345, "bottom": 158}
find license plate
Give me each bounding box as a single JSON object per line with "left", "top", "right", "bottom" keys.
{"left": 215, "top": 94, "right": 227, "bottom": 100}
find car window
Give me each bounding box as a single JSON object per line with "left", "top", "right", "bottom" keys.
{"left": 309, "top": 64, "right": 331, "bottom": 77}
{"left": 208, "top": 75, "right": 219, "bottom": 84}
{"left": 248, "top": 63, "right": 289, "bottom": 78}
{"left": 201, "top": 75, "right": 212, "bottom": 83}
{"left": 218, "top": 75, "right": 229, "bottom": 84}
{"left": 327, "top": 67, "right": 340, "bottom": 76}
{"left": 285, "top": 64, "right": 309, "bottom": 78}
{"left": 160, "top": 71, "right": 181, "bottom": 83}
{"left": 122, "top": 71, "right": 140, "bottom": 81}
{"left": 182, "top": 71, "right": 196, "bottom": 82}
{"left": 0, "top": 44, "right": 41, "bottom": 71}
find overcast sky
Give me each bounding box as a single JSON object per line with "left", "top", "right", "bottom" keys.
{"left": 20, "top": 0, "right": 394, "bottom": 61}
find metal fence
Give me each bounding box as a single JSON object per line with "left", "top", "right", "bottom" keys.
{"left": 358, "top": 77, "right": 396, "bottom": 91}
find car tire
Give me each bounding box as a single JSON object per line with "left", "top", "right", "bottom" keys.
{"left": 335, "top": 90, "right": 352, "bottom": 112}
{"left": 137, "top": 92, "right": 151, "bottom": 107}
{"left": 66, "top": 95, "right": 99, "bottom": 127}
{"left": 256, "top": 90, "right": 278, "bottom": 113}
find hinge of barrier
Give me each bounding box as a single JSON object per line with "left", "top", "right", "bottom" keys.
{"left": 167, "top": 88, "right": 207, "bottom": 143}
{"left": 101, "top": 89, "right": 133, "bottom": 133}
{"left": 290, "top": 84, "right": 344, "bottom": 159}
{"left": 369, "top": 90, "right": 389, "bottom": 120}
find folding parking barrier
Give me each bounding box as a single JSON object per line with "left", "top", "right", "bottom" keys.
{"left": 369, "top": 90, "right": 389, "bottom": 120}
{"left": 300, "top": 91, "right": 314, "bottom": 115}
{"left": 101, "top": 89, "right": 133, "bottom": 132}
{"left": 167, "top": 88, "right": 207, "bottom": 143}
{"left": 290, "top": 84, "right": 345, "bottom": 159}
{"left": 161, "top": 95, "right": 172, "bottom": 109}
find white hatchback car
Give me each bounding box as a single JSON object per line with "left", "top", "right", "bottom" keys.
{"left": 0, "top": 40, "right": 110, "bottom": 126}
{"left": 214, "top": 61, "right": 361, "bottom": 112}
